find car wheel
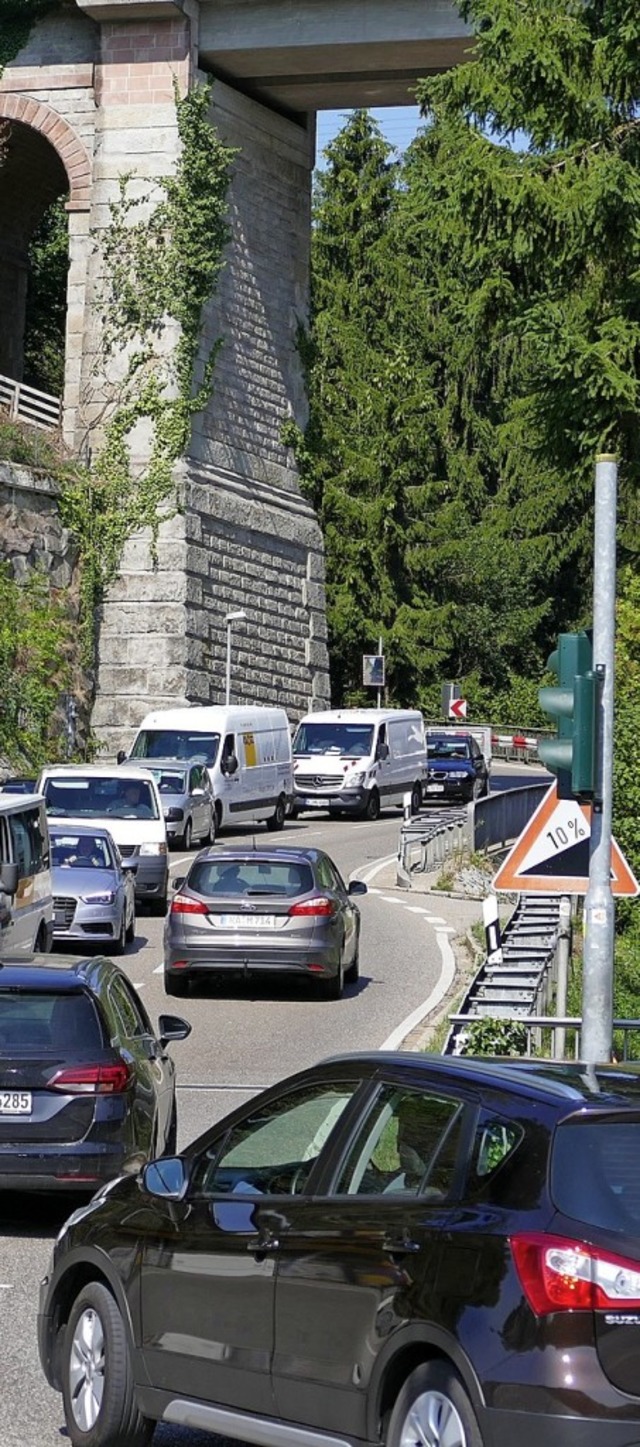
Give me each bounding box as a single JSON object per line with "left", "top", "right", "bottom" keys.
{"left": 164, "top": 1101, "right": 178, "bottom": 1155}
{"left": 386, "top": 1361, "right": 483, "bottom": 1447}
{"left": 204, "top": 808, "right": 216, "bottom": 845}
{"left": 362, "top": 787, "right": 380, "bottom": 822}
{"left": 125, "top": 904, "right": 136, "bottom": 945}
{"left": 266, "top": 795, "right": 286, "bottom": 832}
{"left": 320, "top": 958, "right": 343, "bottom": 1000}
{"left": 112, "top": 911, "right": 127, "bottom": 956}
{"left": 215, "top": 800, "right": 223, "bottom": 833}
{"left": 183, "top": 819, "right": 192, "bottom": 850}
{"left": 34, "top": 923, "right": 48, "bottom": 953}
{"left": 164, "top": 972, "right": 189, "bottom": 998}
{"left": 345, "top": 935, "right": 360, "bottom": 985}
{"left": 410, "top": 782, "right": 422, "bottom": 816}
{"left": 61, "top": 1281, "right": 152, "bottom": 1447}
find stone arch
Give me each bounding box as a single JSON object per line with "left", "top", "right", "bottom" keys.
{"left": 0, "top": 94, "right": 91, "bottom": 211}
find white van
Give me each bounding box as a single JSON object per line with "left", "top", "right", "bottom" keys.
{"left": 37, "top": 765, "right": 169, "bottom": 915}
{"left": 121, "top": 706, "right": 294, "bottom": 833}
{"left": 292, "top": 709, "right": 427, "bottom": 820}
{"left": 0, "top": 793, "right": 53, "bottom": 955}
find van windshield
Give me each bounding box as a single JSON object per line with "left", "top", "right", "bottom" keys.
{"left": 130, "top": 730, "right": 220, "bottom": 766}
{"left": 43, "top": 777, "right": 160, "bottom": 821}
{"left": 293, "top": 723, "right": 374, "bottom": 758}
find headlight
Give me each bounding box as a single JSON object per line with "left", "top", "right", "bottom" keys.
{"left": 348, "top": 770, "right": 367, "bottom": 785}
{"left": 140, "top": 842, "right": 167, "bottom": 855}
{"left": 80, "top": 891, "right": 115, "bottom": 905}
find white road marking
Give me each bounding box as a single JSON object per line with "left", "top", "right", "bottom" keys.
{"left": 355, "top": 853, "right": 399, "bottom": 885}
{"left": 133, "top": 982, "right": 145, "bottom": 988}
{"left": 169, "top": 856, "right": 190, "bottom": 871}
{"left": 153, "top": 962, "right": 164, "bottom": 975}
{"left": 406, "top": 906, "right": 431, "bottom": 914}
{"left": 380, "top": 928, "right": 456, "bottom": 1051}
{"left": 0, "top": 1284, "right": 13, "bottom": 1290}
{"left": 422, "top": 915, "right": 447, "bottom": 925}
{"left": 380, "top": 895, "right": 404, "bottom": 905}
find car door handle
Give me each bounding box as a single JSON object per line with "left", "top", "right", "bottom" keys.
{"left": 254, "top": 1233, "right": 280, "bottom": 1259}
{"left": 383, "top": 1234, "right": 421, "bottom": 1257}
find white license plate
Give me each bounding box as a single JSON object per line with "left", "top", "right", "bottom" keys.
{"left": 0, "top": 1091, "right": 32, "bottom": 1115}
{"left": 303, "top": 797, "right": 331, "bottom": 807}
{"left": 214, "top": 915, "right": 277, "bottom": 930}
{"left": 426, "top": 784, "right": 445, "bottom": 793}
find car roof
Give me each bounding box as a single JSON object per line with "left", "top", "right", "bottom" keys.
{"left": 127, "top": 758, "right": 195, "bottom": 772}
{"left": 49, "top": 823, "right": 116, "bottom": 839}
{"left": 315, "top": 1051, "right": 640, "bottom": 1109}
{"left": 40, "top": 764, "right": 157, "bottom": 780}
{"left": 0, "top": 955, "right": 115, "bottom": 989}
{"left": 191, "top": 846, "right": 325, "bottom": 865}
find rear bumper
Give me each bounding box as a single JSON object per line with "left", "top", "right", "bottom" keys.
{"left": 0, "top": 1144, "right": 127, "bottom": 1192}
{"left": 164, "top": 937, "right": 339, "bottom": 976}
{"left": 485, "top": 1407, "right": 640, "bottom": 1447}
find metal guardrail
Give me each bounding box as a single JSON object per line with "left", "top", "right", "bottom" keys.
{"left": 472, "top": 783, "right": 549, "bottom": 854}
{"left": 444, "top": 895, "right": 561, "bottom": 1055}
{"left": 397, "top": 784, "right": 549, "bottom": 887}
{"left": 0, "top": 372, "right": 61, "bottom": 431}
{"left": 448, "top": 1015, "right": 640, "bottom": 1062}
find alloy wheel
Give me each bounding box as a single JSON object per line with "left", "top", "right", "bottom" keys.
{"left": 399, "top": 1390, "right": 467, "bottom": 1447}
{"left": 68, "top": 1306, "right": 105, "bottom": 1432}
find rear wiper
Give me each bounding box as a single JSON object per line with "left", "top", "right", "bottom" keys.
{"left": 244, "top": 889, "right": 279, "bottom": 897}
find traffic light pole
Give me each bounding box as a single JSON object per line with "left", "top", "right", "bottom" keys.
{"left": 581, "top": 455, "right": 617, "bottom": 1064}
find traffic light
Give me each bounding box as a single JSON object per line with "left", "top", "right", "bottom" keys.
{"left": 538, "top": 631, "right": 600, "bottom": 801}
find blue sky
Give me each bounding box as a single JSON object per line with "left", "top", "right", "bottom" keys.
{"left": 315, "top": 106, "right": 424, "bottom": 167}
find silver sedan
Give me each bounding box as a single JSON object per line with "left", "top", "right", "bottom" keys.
{"left": 50, "top": 825, "right": 136, "bottom": 954}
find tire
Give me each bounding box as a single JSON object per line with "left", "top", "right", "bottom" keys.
{"left": 410, "top": 782, "right": 423, "bottom": 816}
{"left": 266, "top": 795, "right": 286, "bottom": 832}
{"left": 125, "top": 904, "right": 135, "bottom": 945}
{"left": 34, "top": 923, "right": 48, "bottom": 953}
{"left": 203, "top": 808, "right": 216, "bottom": 846}
{"left": 164, "top": 972, "right": 189, "bottom": 998}
{"left": 386, "top": 1361, "right": 483, "bottom": 1447}
{"left": 362, "top": 788, "right": 380, "bottom": 822}
{"left": 320, "top": 958, "right": 343, "bottom": 1000}
{"left": 215, "top": 800, "right": 223, "bottom": 833}
{"left": 345, "top": 935, "right": 360, "bottom": 985}
{"left": 61, "top": 1281, "right": 152, "bottom": 1447}
{"left": 112, "top": 910, "right": 127, "bottom": 956}
{"left": 182, "top": 818, "right": 192, "bottom": 851}
{"left": 164, "top": 1101, "right": 178, "bottom": 1155}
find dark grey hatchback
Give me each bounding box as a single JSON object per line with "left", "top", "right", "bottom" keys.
{"left": 0, "top": 956, "right": 190, "bottom": 1191}
{"left": 38, "top": 1053, "right": 640, "bottom": 1447}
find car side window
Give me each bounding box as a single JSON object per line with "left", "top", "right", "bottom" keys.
{"left": 334, "top": 1084, "right": 462, "bottom": 1199}
{"left": 193, "top": 1079, "right": 361, "bottom": 1198}
{"left": 8, "top": 806, "right": 46, "bottom": 877}
{"left": 189, "top": 767, "right": 200, "bottom": 792}
{"left": 467, "top": 1113, "right": 523, "bottom": 1193}
{"left": 108, "top": 975, "right": 147, "bottom": 1038}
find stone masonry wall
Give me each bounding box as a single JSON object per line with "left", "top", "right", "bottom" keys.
{"left": 0, "top": 461, "right": 76, "bottom": 588}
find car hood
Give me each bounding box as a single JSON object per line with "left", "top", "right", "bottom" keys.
{"left": 52, "top": 865, "right": 118, "bottom": 895}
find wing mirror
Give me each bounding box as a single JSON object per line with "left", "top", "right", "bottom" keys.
{"left": 0, "top": 861, "right": 19, "bottom": 897}
{"left": 120, "top": 858, "right": 138, "bottom": 874}
{"left": 348, "top": 880, "right": 368, "bottom": 896}
{"left": 142, "top": 1156, "right": 188, "bottom": 1200}
{"left": 158, "top": 1013, "right": 192, "bottom": 1046}
{"left": 222, "top": 754, "right": 239, "bottom": 776}
{"left": 377, "top": 742, "right": 390, "bottom": 760}
{"left": 117, "top": 750, "right": 127, "bottom": 765}
{"left": 172, "top": 876, "right": 186, "bottom": 890}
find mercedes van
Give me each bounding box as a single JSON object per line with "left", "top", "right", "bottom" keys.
{"left": 121, "top": 706, "right": 294, "bottom": 833}
{"left": 292, "top": 708, "right": 427, "bottom": 820}
{"left": 37, "top": 765, "right": 168, "bottom": 915}
{"left": 0, "top": 793, "right": 53, "bottom": 954}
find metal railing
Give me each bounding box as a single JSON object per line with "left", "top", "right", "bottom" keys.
{"left": 0, "top": 372, "right": 61, "bottom": 431}
{"left": 397, "top": 784, "right": 549, "bottom": 887}
{"left": 444, "top": 894, "right": 561, "bottom": 1054}
{"left": 448, "top": 1014, "right": 640, "bottom": 1062}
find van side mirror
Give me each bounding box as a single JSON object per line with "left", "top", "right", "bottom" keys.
{"left": 117, "top": 750, "right": 126, "bottom": 765}
{"left": 222, "top": 754, "right": 239, "bottom": 776}
{"left": 0, "top": 862, "right": 19, "bottom": 897}
{"left": 377, "top": 742, "right": 389, "bottom": 761}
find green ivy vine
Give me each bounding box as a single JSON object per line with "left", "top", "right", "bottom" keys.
{"left": 0, "top": 0, "right": 56, "bottom": 74}
{"left": 60, "top": 79, "right": 236, "bottom": 659}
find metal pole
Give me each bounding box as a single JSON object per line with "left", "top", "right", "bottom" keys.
{"left": 377, "top": 634, "right": 383, "bottom": 709}
{"left": 581, "top": 454, "right": 617, "bottom": 1064}
{"left": 225, "top": 623, "right": 231, "bottom": 706}
{"left": 554, "top": 896, "right": 572, "bottom": 1060}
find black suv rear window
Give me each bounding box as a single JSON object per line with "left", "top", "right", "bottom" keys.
{"left": 0, "top": 990, "right": 104, "bottom": 1053}
{"left": 552, "top": 1119, "right": 640, "bottom": 1233}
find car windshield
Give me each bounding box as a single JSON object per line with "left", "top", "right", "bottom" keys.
{"left": 551, "top": 1118, "right": 640, "bottom": 1234}
{"left": 147, "top": 769, "right": 188, "bottom": 794}
{"left": 131, "top": 730, "right": 219, "bottom": 766}
{"left": 51, "top": 833, "right": 115, "bottom": 871}
{"left": 293, "top": 723, "right": 374, "bottom": 757}
{"left": 188, "top": 858, "right": 314, "bottom": 898}
{"left": 1, "top": 779, "right": 36, "bottom": 794}
{"left": 43, "top": 776, "right": 160, "bottom": 821}
{"left": 428, "top": 738, "right": 470, "bottom": 760}
{"left": 0, "top": 989, "right": 104, "bottom": 1054}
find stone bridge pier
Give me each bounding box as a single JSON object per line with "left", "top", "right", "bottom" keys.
{"left": 0, "top": 0, "right": 469, "bottom": 754}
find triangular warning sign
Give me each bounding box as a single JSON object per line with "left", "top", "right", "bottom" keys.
{"left": 493, "top": 785, "right": 640, "bottom": 896}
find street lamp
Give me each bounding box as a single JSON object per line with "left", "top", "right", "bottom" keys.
{"left": 224, "top": 610, "right": 247, "bottom": 705}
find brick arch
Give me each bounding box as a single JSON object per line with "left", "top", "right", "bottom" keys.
{"left": 0, "top": 94, "right": 91, "bottom": 211}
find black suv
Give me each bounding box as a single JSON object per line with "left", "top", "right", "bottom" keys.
{"left": 39, "top": 1053, "right": 640, "bottom": 1447}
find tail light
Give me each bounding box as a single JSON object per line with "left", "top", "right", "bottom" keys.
{"left": 511, "top": 1232, "right": 640, "bottom": 1315}
{"left": 289, "top": 896, "right": 337, "bottom": 918}
{"left": 48, "top": 1061, "right": 133, "bottom": 1095}
{"left": 171, "top": 893, "right": 208, "bottom": 915}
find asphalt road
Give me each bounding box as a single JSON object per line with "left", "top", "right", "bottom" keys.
{"left": 0, "top": 765, "right": 543, "bottom": 1447}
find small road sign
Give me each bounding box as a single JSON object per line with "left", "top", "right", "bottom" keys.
{"left": 493, "top": 784, "right": 639, "bottom": 896}
{"left": 449, "top": 697, "right": 467, "bottom": 721}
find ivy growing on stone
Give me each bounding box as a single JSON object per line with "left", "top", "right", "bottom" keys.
{"left": 59, "top": 80, "right": 236, "bottom": 660}
{"left": 0, "top": 0, "right": 56, "bottom": 75}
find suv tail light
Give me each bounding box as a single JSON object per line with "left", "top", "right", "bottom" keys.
{"left": 48, "top": 1061, "right": 133, "bottom": 1095}
{"left": 511, "top": 1232, "right": 640, "bottom": 1314}
{"left": 171, "top": 893, "right": 208, "bottom": 915}
{"left": 289, "top": 896, "right": 337, "bottom": 918}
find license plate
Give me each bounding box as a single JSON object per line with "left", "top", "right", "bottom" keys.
{"left": 0, "top": 1091, "right": 32, "bottom": 1115}
{"left": 303, "top": 797, "right": 331, "bottom": 807}
{"left": 426, "top": 784, "right": 445, "bottom": 792}
{"left": 54, "top": 911, "right": 67, "bottom": 926}
{"left": 214, "top": 915, "right": 277, "bottom": 930}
